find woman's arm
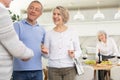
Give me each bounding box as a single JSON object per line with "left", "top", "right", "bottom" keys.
{"left": 72, "top": 34, "right": 82, "bottom": 58}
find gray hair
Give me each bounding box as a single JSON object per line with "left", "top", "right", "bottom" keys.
{"left": 97, "top": 30, "right": 108, "bottom": 41}
{"left": 28, "top": 0, "right": 43, "bottom": 12}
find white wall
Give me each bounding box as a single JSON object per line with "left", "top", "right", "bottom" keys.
{"left": 67, "top": 21, "right": 120, "bottom": 36}
{"left": 42, "top": 21, "right": 120, "bottom": 36}
{"left": 37, "top": 8, "right": 118, "bottom": 23}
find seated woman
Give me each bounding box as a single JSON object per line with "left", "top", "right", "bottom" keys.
{"left": 96, "top": 30, "right": 119, "bottom": 80}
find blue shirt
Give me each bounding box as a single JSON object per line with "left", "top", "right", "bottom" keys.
{"left": 13, "top": 19, "right": 46, "bottom": 71}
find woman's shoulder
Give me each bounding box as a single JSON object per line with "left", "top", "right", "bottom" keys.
{"left": 107, "top": 37, "right": 116, "bottom": 43}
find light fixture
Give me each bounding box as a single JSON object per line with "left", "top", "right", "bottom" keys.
{"left": 114, "top": 8, "right": 120, "bottom": 19}
{"left": 73, "top": 9, "right": 85, "bottom": 20}
{"left": 93, "top": 9, "right": 105, "bottom": 20}
{"left": 93, "top": 1, "right": 105, "bottom": 20}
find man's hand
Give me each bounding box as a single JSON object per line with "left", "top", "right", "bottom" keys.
{"left": 21, "top": 58, "right": 30, "bottom": 61}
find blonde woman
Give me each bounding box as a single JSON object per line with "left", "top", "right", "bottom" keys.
{"left": 42, "top": 6, "right": 82, "bottom": 80}
{"left": 96, "top": 30, "right": 119, "bottom": 80}
{"left": 96, "top": 30, "right": 119, "bottom": 60}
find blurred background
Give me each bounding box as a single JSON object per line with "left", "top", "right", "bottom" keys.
{"left": 9, "top": 0, "right": 120, "bottom": 59}
{"left": 9, "top": 0, "right": 120, "bottom": 35}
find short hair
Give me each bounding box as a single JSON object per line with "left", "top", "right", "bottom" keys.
{"left": 28, "top": 0, "right": 43, "bottom": 12}
{"left": 97, "top": 30, "right": 107, "bottom": 41}
{"left": 53, "top": 6, "right": 69, "bottom": 24}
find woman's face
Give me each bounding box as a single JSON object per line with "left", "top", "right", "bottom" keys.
{"left": 52, "top": 9, "right": 63, "bottom": 25}
{"left": 98, "top": 33, "right": 106, "bottom": 42}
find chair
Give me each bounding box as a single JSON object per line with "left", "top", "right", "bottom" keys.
{"left": 110, "top": 66, "right": 120, "bottom": 80}
{"left": 75, "top": 65, "right": 94, "bottom": 80}
{"left": 43, "top": 68, "right": 48, "bottom": 80}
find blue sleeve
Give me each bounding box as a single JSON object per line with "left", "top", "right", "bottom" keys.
{"left": 13, "top": 22, "right": 20, "bottom": 37}
{"left": 41, "top": 28, "right": 46, "bottom": 44}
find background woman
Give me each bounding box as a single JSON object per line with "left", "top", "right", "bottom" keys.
{"left": 96, "top": 30, "right": 119, "bottom": 80}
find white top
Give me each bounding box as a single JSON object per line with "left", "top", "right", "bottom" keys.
{"left": 96, "top": 37, "right": 119, "bottom": 57}
{"left": 44, "top": 28, "right": 82, "bottom": 68}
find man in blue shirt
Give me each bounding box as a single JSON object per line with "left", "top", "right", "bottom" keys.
{"left": 12, "top": 1, "right": 46, "bottom": 80}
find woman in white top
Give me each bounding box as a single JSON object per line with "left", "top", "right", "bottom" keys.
{"left": 96, "top": 30, "right": 119, "bottom": 59}
{"left": 42, "top": 6, "right": 82, "bottom": 80}
{"left": 96, "top": 30, "right": 119, "bottom": 80}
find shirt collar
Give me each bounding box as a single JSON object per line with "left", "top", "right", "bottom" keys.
{"left": 23, "top": 19, "right": 39, "bottom": 27}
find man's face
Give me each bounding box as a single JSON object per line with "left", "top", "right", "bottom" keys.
{"left": 27, "top": 2, "right": 42, "bottom": 21}
{"left": 3, "top": 0, "right": 12, "bottom": 8}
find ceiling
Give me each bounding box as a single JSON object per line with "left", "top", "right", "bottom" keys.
{"left": 41, "top": 0, "right": 120, "bottom": 11}
{"left": 10, "top": 0, "right": 120, "bottom": 13}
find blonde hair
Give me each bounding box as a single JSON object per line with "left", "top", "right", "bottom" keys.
{"left": 97, "top": 30, "right": 107, "bottom": 41}
{"left": 53, "top": 6, "right": 69, "bottom": 24}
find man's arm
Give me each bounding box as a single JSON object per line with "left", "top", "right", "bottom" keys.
{"left": 0, "top": 7, "right": 34, "bottom": 59}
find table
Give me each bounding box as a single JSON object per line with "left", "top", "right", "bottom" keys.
{"left": 43, "top": 64, "right": 118, "bottom": 80}
{"left": 91, "top": 64, "right": 113, "bottom": 80}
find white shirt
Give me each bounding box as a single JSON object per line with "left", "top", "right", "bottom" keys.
{"left": 44, "top": 28, "right": 82, "bottom": 68}
{"left": 96, "top": 37, "right": 119, "bottom": 57}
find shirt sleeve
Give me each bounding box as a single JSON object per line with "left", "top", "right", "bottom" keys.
{"left": 110, "top": 38, "right": 119, "bottom": 56}
{"left": 72, "top": 34, "right": 82, "bottom": 58}
{"left": 0, "top": 7, "right": 34, "bottom": 59}
{"left": 96, "top": 43, "right": 99, "bottom": 59}
{"left": 41, "top": 28, "right": 46, "bottom": 44}
{"left": 14, "top": 22, "right": 21, "bottom": 37}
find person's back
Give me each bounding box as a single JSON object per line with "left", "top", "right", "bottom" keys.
{"left": 0, "top": 0, "right": 34, "bottom": 80}
{"left": 0, "top": 44, "right": 13, "bottom": 80}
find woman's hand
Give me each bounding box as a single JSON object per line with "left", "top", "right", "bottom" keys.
{"left": 41, "top": 45, "right": 48, "bottom": 54}
{"left": 68, "top": 50, "right": 75, "bottom": 58}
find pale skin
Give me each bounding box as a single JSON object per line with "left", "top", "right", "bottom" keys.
{"left": 41, "top": 44, "right": 48, "bottom": 54}
{"left": 97, "top": 33, "right": 107, "bottom": 53}
{"left": 26, "top": 2, "right": 42, "bottom": 25}
{"left": 41, "top": 8, "right": 75, "bottom": 58}
{"left": 0, "top": 0, "right": 12, "bottom": 8}
{"left": 98, "top": 33, "right": 107, "bottom": 43}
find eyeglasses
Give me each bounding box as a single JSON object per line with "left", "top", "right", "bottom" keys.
{"left": 29, "top": 6, "right": 41, "bottom": 12}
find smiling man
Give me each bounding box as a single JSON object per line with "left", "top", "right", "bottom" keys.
{"left": 12, "top": 1, "right": 46, "bottom": 80}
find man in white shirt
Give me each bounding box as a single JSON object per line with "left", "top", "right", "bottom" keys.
{"left": 0, "top": 0, "right": 34, "bottom": 80}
